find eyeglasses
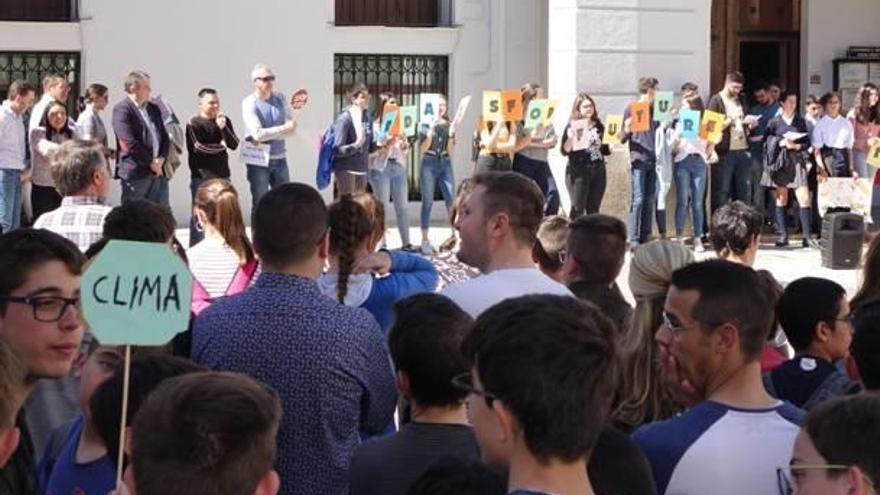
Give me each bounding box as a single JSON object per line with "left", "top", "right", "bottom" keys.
{"left": 451, "top": 372, "right": 498, "bottom": 407}
{"left": 776, "top": 465, "right": 874, "bottom": 495}
{"left": 255, "top": 75, "right": 276, "bottom": 82}
{"left": 661, "top": 310, "right": 692, "bottom": 334}
{"left": 0, "top": 295, "right": 80, "bottom": 322}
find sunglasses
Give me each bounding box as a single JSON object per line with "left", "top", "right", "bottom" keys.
{"left": 255, "top": 75, "right": 276, "bottom": 82}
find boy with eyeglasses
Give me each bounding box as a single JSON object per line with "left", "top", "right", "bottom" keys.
{"left": 764, "top": 277, "right": 861, "bottom": 410}
{"left": 778, "top": 395, "right": 879, "bottom": 495}
{"left": 0, "top": 229, "right": 86, "bottom": 495}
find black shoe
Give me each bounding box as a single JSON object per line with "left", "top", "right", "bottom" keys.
{"left": 775, "top": 238, "right": 789, "bottom": 248}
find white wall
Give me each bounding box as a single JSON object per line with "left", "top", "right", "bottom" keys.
{"left": 3, "top": 0, "right": 544, "bottom": 226}
{"left": 546, "top": 0, "right": 712, "bottom": 215}
{"left": 802, "top": 0, "right": 880, "bottom": 100}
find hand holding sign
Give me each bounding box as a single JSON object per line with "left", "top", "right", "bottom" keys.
{"left": 568, "top": 119, "right": 592, "bottom": 151}
{"left": 679, "top": 109, "right": 701, "bottom": 140}
{"left": 524, "top": 99, "right": 548, "bottom": 131}
{"left": 290, "top": 89, "right": 309, "bottom": 110}
{"left": 452, "top": 95, "right": 471, "bottom": 127}
{"left": 482, "top": 91, "right": 503, "bottom": 123}
{"left": 653, "top": 91, "right": 674, "bottom": 123}
{"left": 629, "top": 102, "right": 651, "bottom": 132}
{"left": 399, "top": 106, "right": 418, "bottom": 137}
{"left": 81, "top": 240, "right": 192, "bottom": 492}
{"left": 420, "top": 93, "right": 441, "bottom": 125}
{"left": 701, "top": 110, "right": 725, "bottom": 143}
{"left": 603, "top": 114, "right": 623, "bottom": 145}
{"left": 500, "top": 89, "right": 523, "bottom": 122}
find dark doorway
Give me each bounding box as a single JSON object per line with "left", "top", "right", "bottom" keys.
{"left": 740, "top": 42, "right": 780, "bottom": 93}
{"left": 711, "top": 0, "right": 801, "bottom": 97}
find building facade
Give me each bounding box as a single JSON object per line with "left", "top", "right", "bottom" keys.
{"left": 1, "top": 0, "right": 878, "bottom": 223}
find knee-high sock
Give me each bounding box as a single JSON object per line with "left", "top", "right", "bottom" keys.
{"left": 774, "top": 204, "right": 787, "bottom": 238}
{"left": 799, "top": 207, "right": 812, "bottom": 240}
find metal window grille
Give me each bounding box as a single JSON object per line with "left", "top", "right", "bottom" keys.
{"left": 333, "top": 53, "right": 449, "bottom": 200}
{"left": 0, "top": 51, "right": 82, "bottom": 121}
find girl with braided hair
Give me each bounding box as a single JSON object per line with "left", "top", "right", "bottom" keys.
{"left": 319, "top": 193, "right": 438, "bottom": 332}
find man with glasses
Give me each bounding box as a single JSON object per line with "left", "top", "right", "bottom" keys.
{"left": 459, "top": 294, "right": 617, "bottom": 495}
{"left": 778, "top": 395, "right": 879, "bottom": 495}
{"left": 0, "top": 228, "right": 86, "bottom": 495}
{"left": 764, "top": 277, "right": 861, "bottom": 410}
{"left": 241, "top": 64, "right": 297, "bottom": 217}
{"left": 33, "top": 140, "right": 113, "bottom": 252}
{"left": 635, "top": 259, "right": 803, "bottom": 495}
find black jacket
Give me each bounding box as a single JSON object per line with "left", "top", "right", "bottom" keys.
{"left": 112, "top": 97, "right": 170, "bottom": 181}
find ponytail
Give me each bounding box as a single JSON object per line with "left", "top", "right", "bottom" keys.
{"left": 328, "top": 195, "right": 374, "bottom": 304}
{"left": 194, "top": 179, "right": 254, "bottom": 265}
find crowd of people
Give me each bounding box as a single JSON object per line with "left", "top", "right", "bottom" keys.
{"left": 0, "top": 64, "right": 879, "bottom": 495}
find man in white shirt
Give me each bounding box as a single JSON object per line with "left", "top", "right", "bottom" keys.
{"left": 634, "top": 260, "right": 803, "bottom": 495}
{"left": 33, "top": 140, "right": 113, "bottom": 252}
{"left": 441, "top": 171, "right": 572, "bottom": 317}
{"left": 28, "top": 73, "right": 71, "bottom": 132}
{"left": 0, "top": 80, "right": 36, "bottom": 232}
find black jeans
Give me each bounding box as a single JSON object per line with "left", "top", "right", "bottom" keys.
{"left": 513, "top": 153, "right": 560, "bottom": 215}
{"left": 31, "top": 184, "right": 61, "bottom": 222}
{"left": 566, "top": 160, "right": 606, "bottom": 219}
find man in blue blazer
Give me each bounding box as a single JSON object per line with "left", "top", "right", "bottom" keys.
{"left": 112, "top": 70, "right": 170, "bottom": 205}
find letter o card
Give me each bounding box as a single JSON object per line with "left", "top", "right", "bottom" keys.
{"left": 81, "top": 240, "right": 192, "bottom": 346}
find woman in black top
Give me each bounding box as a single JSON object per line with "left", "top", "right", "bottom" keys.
{"left": 561, "top": 92, "right": 608, "bottom": 218}
{"left": 761, "top": 90, "right": 814, "bottom": 248}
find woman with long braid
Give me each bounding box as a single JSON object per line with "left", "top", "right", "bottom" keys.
{"left": 318, "top": 193, "right": 438, "bottom": 332}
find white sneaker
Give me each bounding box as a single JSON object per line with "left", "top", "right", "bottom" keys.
{"left": 420, "top": 240, "right": 434, "bottom": 255}
{"left": 694, "top": 238, "right": 706, "bottom": 253}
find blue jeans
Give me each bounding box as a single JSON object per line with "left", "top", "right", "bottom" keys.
{"left": 854, "top": 150, "right": 869, "bottom": 179}
{"left": 0, "top": 169, "right": 22, "bottom": 232}
{"left": 247, "top": 158, "right": 289, "bottom": 216}
{"left": 369, "top": 160, "right": 411, "bottom": 246}
{"left": 121, "top": 175, "right": 170, "bottom": 206}
{"left": 712, "top": 149, "right": 752, "bottom": 210}
{"left": 628, "top": 160, "right": 657, "bottom": 244}
{"left": 419, "top": 154, "right": 455, "bottom": 229}
{"left": 674, "top": 155, "right": 708, "bottom": 238}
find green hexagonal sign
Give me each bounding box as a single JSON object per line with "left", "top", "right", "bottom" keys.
{"left": 81, "top": 240, "right": 192, "bottom": 346}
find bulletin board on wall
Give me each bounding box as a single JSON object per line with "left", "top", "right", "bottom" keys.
{"left": 833, "top": 47, "right": 880, "bottom": 110}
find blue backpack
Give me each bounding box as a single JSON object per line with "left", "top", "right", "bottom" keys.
{"left": 316, "top": 125, "right": 336, "bottom": 190}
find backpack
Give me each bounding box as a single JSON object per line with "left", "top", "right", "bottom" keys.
{"left": 316, "top": 125, "right": 336, "bottom": 190}
{"left": 191, "top": 258, "right": 259, "bottom": 316}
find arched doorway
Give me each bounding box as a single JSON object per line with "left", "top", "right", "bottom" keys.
{"left": 710, "top": 0, "right": 802, "bottom": 95}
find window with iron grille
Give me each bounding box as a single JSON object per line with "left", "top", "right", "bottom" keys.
{"left": 335, "top": 0, "right": 453, "bottom": 27}
{"left": 334, "top": 53, "right": 449, "bottom": 201}
{"left": 0, "top": 0, "right": 78, "bottom": 22}
{"left": 0, "top": 51, "right": 81, "bottom": 121}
